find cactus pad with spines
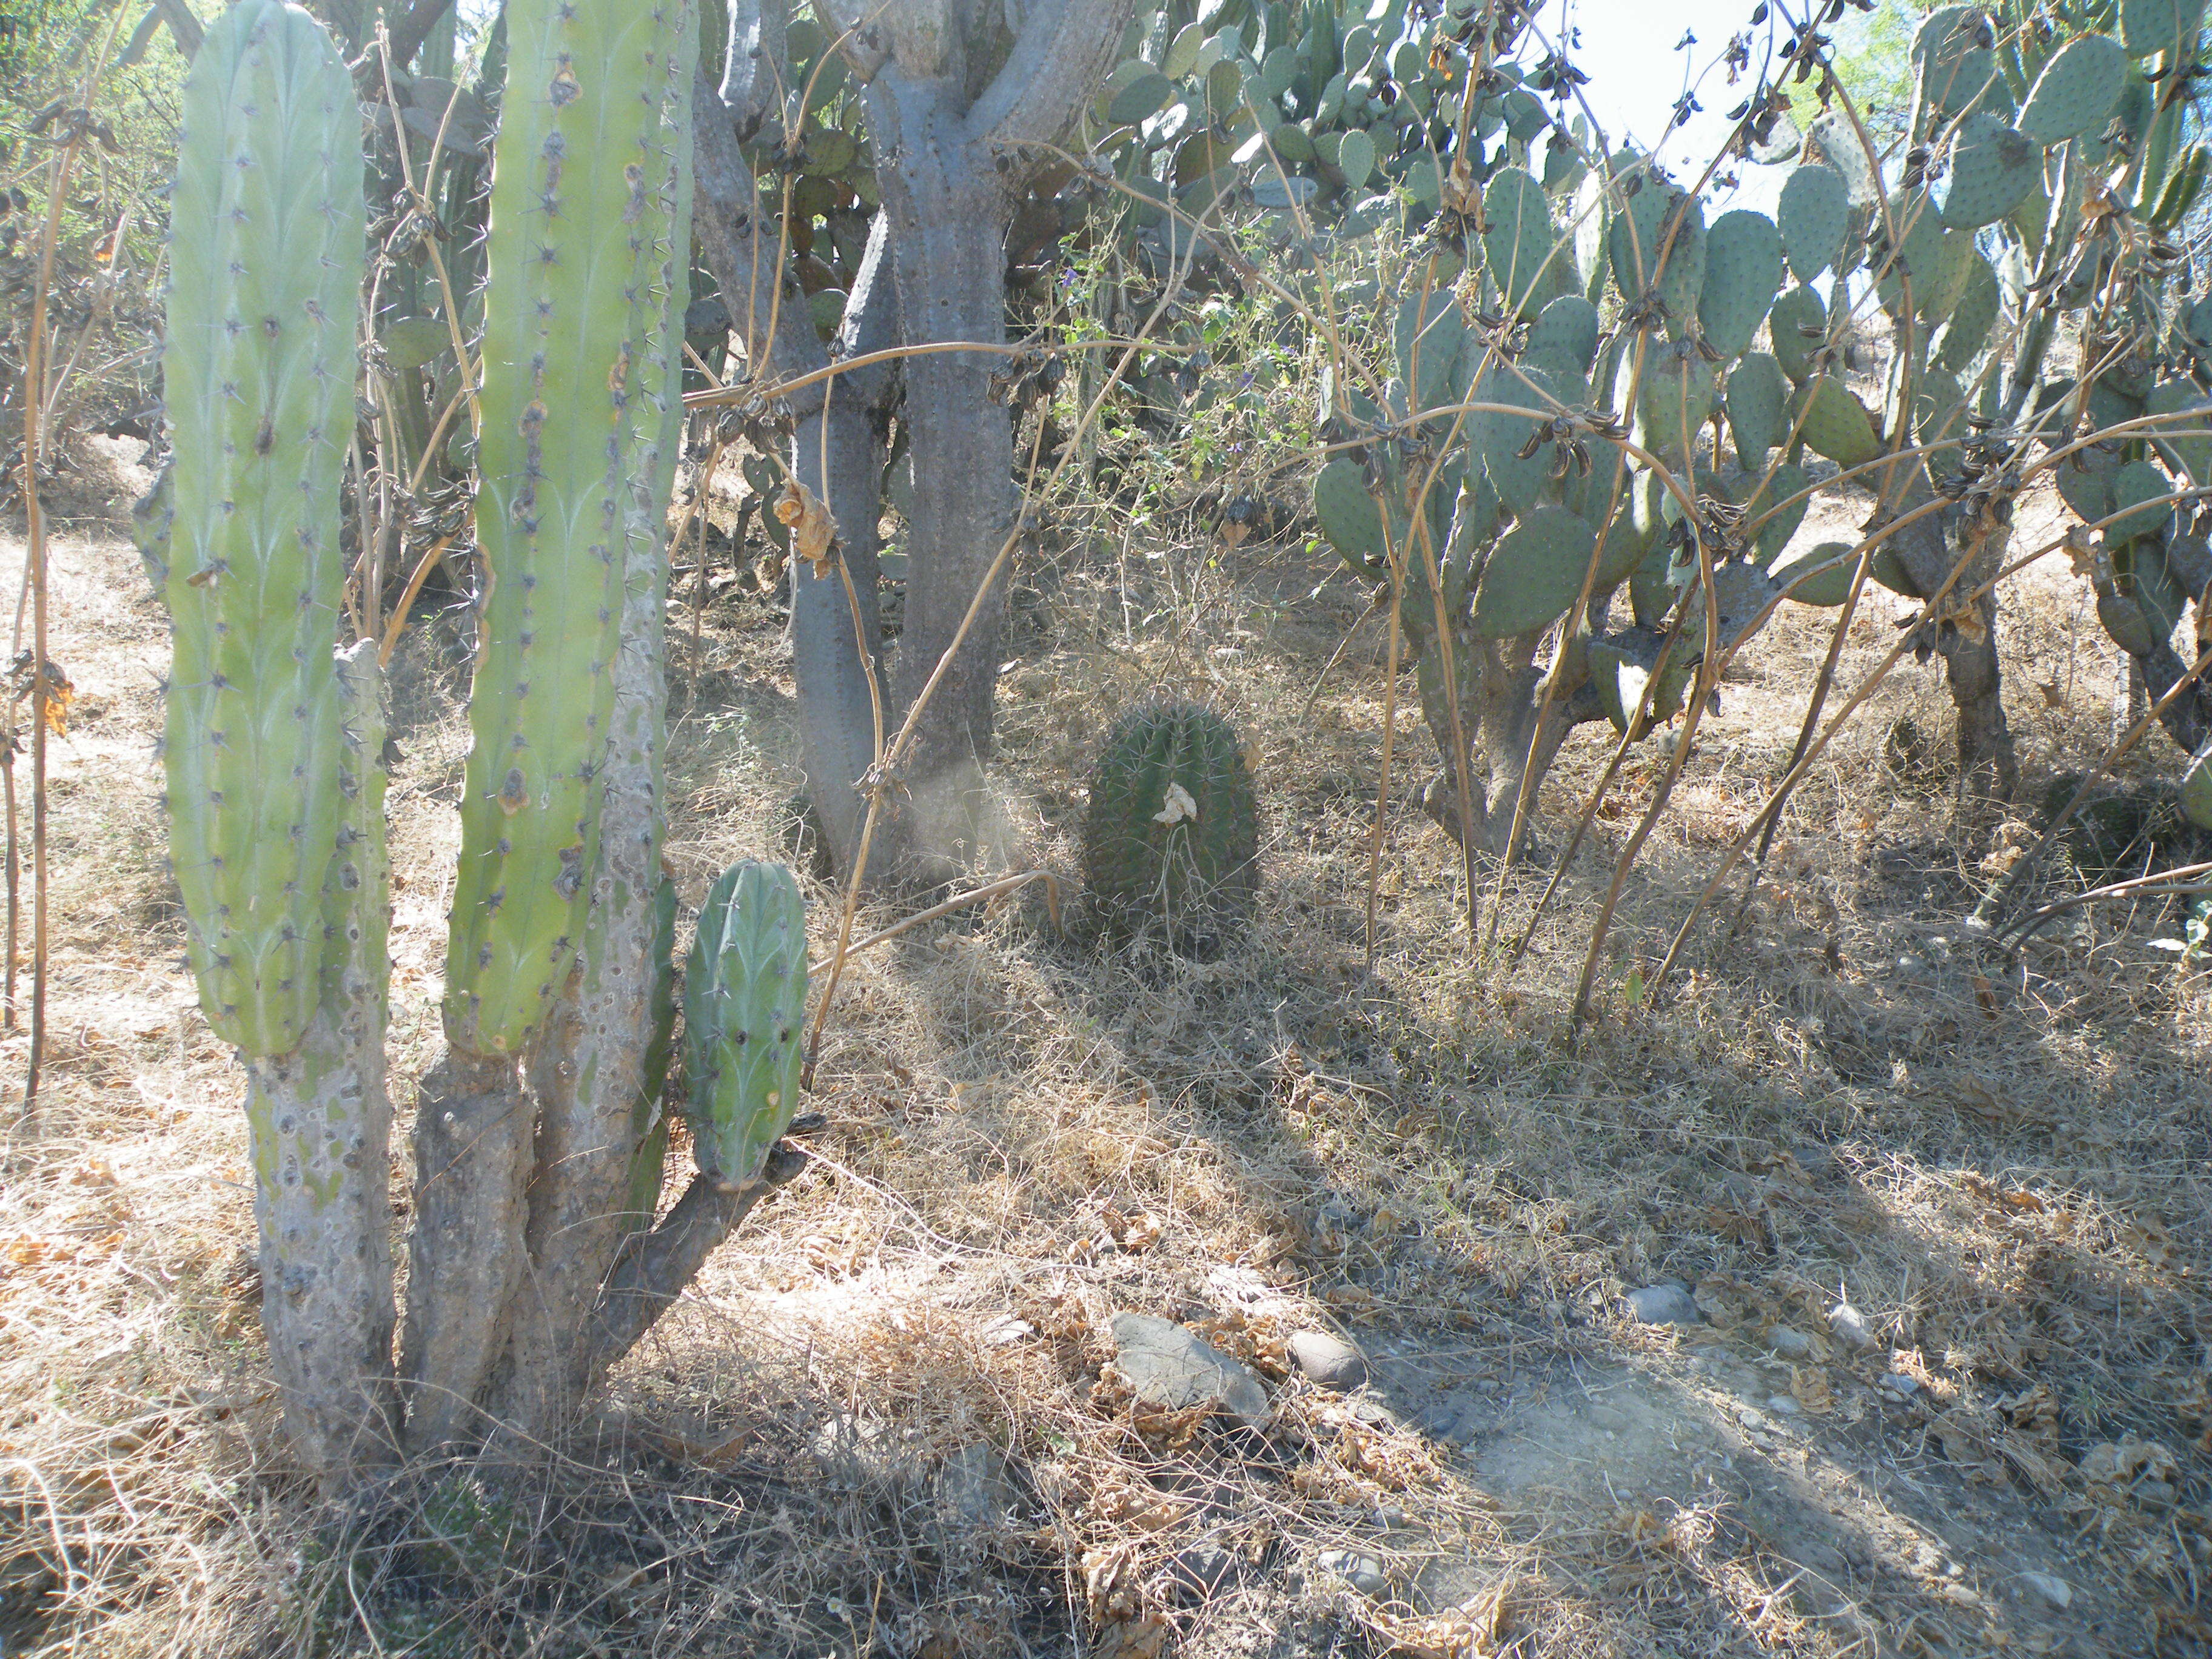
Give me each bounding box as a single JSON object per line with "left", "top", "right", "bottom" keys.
{"left": 681, "top": 862, "right": 808, "bottom": 1192}
{"left": 2122, "top": 0, "right": 2205, "bottom": 59}
{"left": 1726, "top": 354, "right": 1791, "bottom": 469}
{"left": 444, "top": 0, "right": 692, "bottom": 1052}
{"left": 1768, "top": 284, "right": 1828, "bottom": 383}
{"left": 1609, "top": 173, "right": 1707, "bottom": 327}
{"left": 1480, "top": 167, "right": 1566, "bottom": 320}
{"left": 1313, "top": 458, "right": 1393, "bottom": 577}
{"left": 1081, "top": 700, "right": 1259, "bottom": 944}
{"left": 163, "top": 0, "right": 362, "bottom": 1057}
{"left": 1795, "top": 377, "right": 1885, "bottom": 468}
{"left": 1698, "top": 210, "right": 1784, "bottom": 358}
{"left": 1774, "top": 543, "right": 1858, "bottom": 606}
{"left": 2020, "top": 32, "right": 2125, "bottom": 143}
{"left": 1475, "top": 364, "right": 1569, "bottom": 515}
{"left": 1526, "top": 294, "right": 1600, "bottom": 375}
{"left": 1393, "top": 288, "right": 1467, "bottom": 418}
{"left": 2183, "top": 739, "right": 2212, "bottom": 830}
{"left": 1912, "top": 5, "right": 1997, "bottom": 115}
{"left": 1778, "top": 164, "right": 1850, "bottom": 283}
{"left": 1472, "top": 506, "right": 1597, "bottom": 638}
{"left": 1936, "top": 117, "right": 2041, "bottom": 229}
{"left": 1934, "top": 252, "right": 2000, "bottom": 373}
{"left": 2110, "top": 461, "right": 2175, "bottom": 542}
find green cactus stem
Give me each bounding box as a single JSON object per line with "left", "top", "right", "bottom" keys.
{"left": 163, "top": 0, "right": 362, "bottom": 1058}
{"left": 682, "top": 862, "right": 810, "bottom": 1191}
{"left": 444, "top": 0, "right": 694, "bottom": 1054}
{"left": 1082, "top": 700, "right": 1261, "bottom": 944}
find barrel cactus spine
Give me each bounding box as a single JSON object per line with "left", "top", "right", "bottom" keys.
{"left": 1082, "top": 699, "right": 1261, "bottom": 943}
{"left": 682, "top": 862, "right": 811, "bottom": 1191}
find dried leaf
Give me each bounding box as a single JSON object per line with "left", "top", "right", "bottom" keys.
{"left": 773, "top": 478, "right": 838, "bottom": 575}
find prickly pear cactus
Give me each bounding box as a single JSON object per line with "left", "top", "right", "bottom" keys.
{"left": 162, "top": 0, "right": 363, "bottom": 1056}
{"left": 682, "top": 862, "right": 809, "bottom": 1191}
{"left": 444, "top": 0, "right": 691, "bottom": 1053}
{"left": 1082, "top": 700, "right": 1260, "bottom": 943}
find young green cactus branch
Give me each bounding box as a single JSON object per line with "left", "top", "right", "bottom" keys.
{"left": 682, "top": 862, "right": 809, "bottom": 1192}
{"left": 159, "top": 0, "right": 387, "bottom": 1487}
{"left": 163, "top": 0, "right": 362, "bottom": 1058}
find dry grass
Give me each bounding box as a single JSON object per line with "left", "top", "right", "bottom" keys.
{"left": 1, "top": 435, "right": 2208, "bottom": 1659}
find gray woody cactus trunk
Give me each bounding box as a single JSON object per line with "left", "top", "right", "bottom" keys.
{"left": 692, "top": 0, "right": 1134, "bottom": 883}
{"left": 153, "top": 0, "right": 815, "bottom": 1492}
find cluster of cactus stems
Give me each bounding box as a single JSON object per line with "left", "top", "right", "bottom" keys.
{"left": 1299, "top": 0, "right": 2212, "bottom": 862}
{"left": 1081, "top": 700, "right": 1261, "bottom": 945}
{"left": 155, "top": 0, "right": 816, "bottom": 1487}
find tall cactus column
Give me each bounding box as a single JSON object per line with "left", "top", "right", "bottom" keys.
{"left": 495, "top": 0, "right": 696, "bottom": 1437}
{"left": 158, "top": 0, "right": 381, "bottom": 1487}
{"left": 403, "top": 0, "right": 695, "bottom": 1453}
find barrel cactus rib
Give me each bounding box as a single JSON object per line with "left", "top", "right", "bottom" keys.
{"left": 446, "top": 0, "right": 691, "bottom": 1052}
{"left": 163, "top": 0, "right": 362, "bottom": 1057}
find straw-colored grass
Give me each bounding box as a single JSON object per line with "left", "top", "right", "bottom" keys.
{"left": 2, "top": 434, "right": 2207, "bottom": 1658}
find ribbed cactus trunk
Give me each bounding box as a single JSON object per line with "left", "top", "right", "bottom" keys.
{"left": 158, "top": 0, "right": 378, "bottom": 1493}
{"left": 401, "top": 0, "right": 695, "bottom": 1455}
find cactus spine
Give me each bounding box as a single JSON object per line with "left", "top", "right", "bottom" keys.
{"left": 163, "top": 0, "right": 362, "bottom": 1057}
{"left": 444, "top": 0, "right": 692, "bottom": 1053}
{"left": 1082, "top": 701, "right": 1260, "bottom": 940}
{"left": 682, "top": 863, "right": 810, "bottom": 1191}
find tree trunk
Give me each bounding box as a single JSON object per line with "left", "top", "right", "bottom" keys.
{"left": 791, "top": 216, "right": 899, "bottom": 876}
{"left": 1889, "top": 478, "right": 2019, "bottom": 803}
{"left": 869, "top": 81, "right": 1017, "bottom": 883}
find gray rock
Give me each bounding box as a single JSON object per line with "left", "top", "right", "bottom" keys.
{"left": 934, "top": 1443, "right": 1014, "bottom": 1530}
{"left": 1766, "top": 1326, "right": 1813, "bottom": 1359}
{"left": 1585, "top": 1404, "right": 1631, "bottom": 1432}
{"left": 2019, "top": 1570, "right": 2071, "bottom": 1610}
{"left": 1166, "top": 1539, "right": 1242, "bottom": 1604}
{"left": 1110, "top": 1312, "right": 1270, "bottom": 1429}
{"left": 1828, "top": 1302, "right": 1877, "bottom": 1350}
{"left": 1316, "top": 1547, "right": 1388, "bottom": 1598}
{"left": 1766, "top": 1393, "right": 1803, "bottom": 1416}
{"left": 1286, "top": 1329, "right": 1368, "bottom": 1390}
{"left": 1877, "top": 1372, "right": 1921, "bottom": 1398}
{"left": 1627, "top": 1284, "right": 1703, "bottom": 1327}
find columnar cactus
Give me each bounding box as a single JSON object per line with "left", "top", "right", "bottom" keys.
{"left": 443, "top": 0, "right": 694, "bottom": 1054}
{"left": 162, "top": 0, "right": 361, "bottom": 1056}
{"left": 682, "top": 862, "right": 809, "bottom": 1191}
{"left": 1082, "top": 700, "right": 1260, "bottom": 942}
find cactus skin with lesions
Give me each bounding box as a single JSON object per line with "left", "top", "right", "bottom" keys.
{"left": 1082, "top": 701, "right": 1260, "bottom": 941}
{"left": 443, "top": 0, "right": 692, "bottom": 1053}
{"left": 682, "top": 863, "right": 808, "bottom": 1191}
{"left": 161, "top": 0, "right": 361, "bottom": 1057}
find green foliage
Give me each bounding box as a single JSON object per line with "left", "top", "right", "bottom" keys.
{"left": 1081, "top": 700, "right": 1259, "bottom": 945}
{"left": 682, "top": 862, "right": 809, "bottom": 1191}
{"left": 161, "top": 0, "right": 362, "bottom": 1057}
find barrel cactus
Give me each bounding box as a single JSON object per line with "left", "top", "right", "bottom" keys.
{"left": 1082, "top": 700, "right": 1260, "bottom": 944}
{"left": 682, "top": 861, "right": 809, "bottom": 1190}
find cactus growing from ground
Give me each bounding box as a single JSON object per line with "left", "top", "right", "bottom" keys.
{"left": 1082, "top": 700, "right": 1260, "bottom": 943}
{"left": 682, "top": 862, "right": 810, "bottom": 1191}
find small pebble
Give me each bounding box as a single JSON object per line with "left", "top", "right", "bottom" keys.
{"left": 1766, "top": 1394, "right": 1803, "bottom": 1415}
{"left": 1766, "top": 1326, "right": 1813, "bottom": 1359}
{"left": 1627, "top": 1284, "right": 1703, "bottom": 1327}
{"left": 1316, "top": 1547, "right": 1388, "bottom": 1598}
{"left": 2019, "top": 1570, "right": 2071, "bottom": 1610}
{"left": 1286, "top": 1329, "right": 1368, "bottom": 1391}
{"left": 1828, "top": 1302, "right": 1877, "bottom": 1350}
{"left": 1879, "top": 1372, "right": 1922, "bottom": 1398}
